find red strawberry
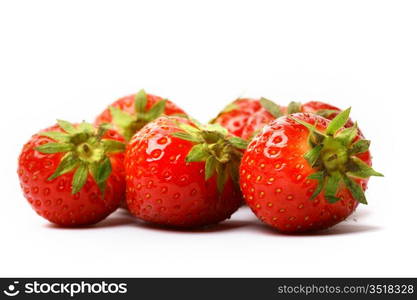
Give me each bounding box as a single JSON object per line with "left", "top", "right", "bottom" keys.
{"left": 213, "top": 98, "right": 360, "bottom": 142}
{"left": 242, "top": 100, "right": 360, "bottom": 140}
{"left": 287, "top": 100, "right": 356, "bottom": 130}
{"left": 18, "top": 121, "right": 126, "bottom": 226}
{"left": 240, "top": 98, "right": 286, "bottom": 140}
{"left": 125, "top": 116, "right": 247, "bottom": 228}
{"left": 95, "top": 89, "right": 186, "bottom": 141}
{"left": 211, "top": 98, "right": 285, "bottom": 139}
{"left": 240, "top": 108, "right": 382, "bottom": 233}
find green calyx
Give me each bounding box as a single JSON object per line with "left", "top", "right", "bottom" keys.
{"left": 259, "top": 97, "right": 283, "bottom": 118}
{"left": 171, "top": 121, "right": 248, "bottom": 192}
{"left": 290, "top": 108, "right": 383, "bottom": 205}
{"left": 286, "top": 101, "right": 302, "bottom": 114}
{"left": 110, "top": 89, "right": 167, "bottom": 140}
{"left": 35, "top": 120, "right": 125, "bottom": 195}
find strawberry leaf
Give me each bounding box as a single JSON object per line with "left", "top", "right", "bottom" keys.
{"left": 172, "top": 132, "right": 202, "bottom": 143}
{"left": 78, "top": 122, "right": 95, "bottom": 134}
{"left": 304, "top": 145, "right": 323, "bottom": 167}
{"left": 342, "top": 174, "right": 367, "bottom": 204}
{"left": 308, "top": 171, "right": 325, "bottom": 200}
{"left": 336, "top": 122, "right": 358, "bottom": 146}
{"left": 290, "top": 117, "right": 326, "bottom": 146}
{"left": 178, "top": 123, "right": 201, "bottom": 135}
{"left": 205, "top": 156, "right": 216, "bottom": 180}
{"left": 228, "top": 136, "right": 249, "bottom": 149}
{"left": 36, "top": 142, "right": 73, "bottom": 154}
{"left": 171, "top": 113, "right": 189, "bottom": 118}
{"left": 260, "top": 97, "right": 282, "bottom": 118}
{"left": 109, "top": 106, "right": 135, "bottom": 136}
{"left": 315, "top": 109, "right": 340, "bottom": 118}
{"left": 48, "top": 153, "right": 79, "bottom": 180}
{"left": 325, "top": 107, "right": 351, "bottom": 136}
{"left": 295, "top": 107, "right": 382, "bottom": 206}
{"left": 324, "top": 172, "right": 341, "bottom": 203}
{"left": 134, "top": 89, "right": 148, "bottom": 113}
{"left": 186, "top": 144, "right": 208, "bottom": 162}
{"left": 147, "top": 99, "right": 166, "bottom": 120}
{"left": 205, "top": 123, "right": 228, "bottom": 135}
{"left": 102, "top": 139, "right": 125, "bottom": 153}
{"left": 287, "top": 101, "right": 301, "bottom": 114}
{"left": 95, "top": 157, "right": 112, "bottom": 184}
{"left": 308, "top": 171, "right": 325, "bottom": 180}
{"left": 221, "top": 102, "right": 239, "bottom": 114}
{"left": 229, "top": 160, "right": 240, "bottom": 184}
{"left": 72, "top": 163, "right": 89, "bottom": 194}
{"left": 347, "top": 157, "right": 384, "bottom": 178}
{"left": 184, "top": 116, "right": 204, "bottom": 129}
{"left": 39, "top": 132, "right": 70, "bottom": 143}
{"left": 57, "top": 120, "right": 77, "bottom": 134}
{"left": 349, "top": 140, "right": 370, "bottom": 155}
{"left": 96, "top": 123, "right": 113, "bottom": 139}
{"left": 289, "top": 116, "right": 316, "bottom": 132}
{"left": 36, "top": 120, "right": 121, "bottom": 196}
{"left": 216, "top": 163, "right": 228, "bottom": 193}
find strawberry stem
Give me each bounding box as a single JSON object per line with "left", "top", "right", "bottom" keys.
{"left": 36, "top": 121, "right": 125, "bottom": 195}
{"left": 109, "top": 89, "right": 167, "bottom": 140}
{"left": 171, "top": 120, "right": 248, "bottom": 192}
{"left": 290, "top": 108, "right": 383, "bottom": 204}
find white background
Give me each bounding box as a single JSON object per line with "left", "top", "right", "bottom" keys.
{"left": 0, "top": 0, "right": 416, "bottom": 277}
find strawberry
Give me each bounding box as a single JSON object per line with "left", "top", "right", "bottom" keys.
{"left": 213, "top": 98, "right": 359, "bottom": 141}
{"left": 125, "top": 116, "right": 247, "bottom": 228}
{"left": 18, "top": 121, "right": 126, "bottom": 226}
{"left": 287, "top": 100, "right": 356, "bottom": 129}
{"left": 287, "top": 100, "right": 341, "bottom": 115}
{"left": 95, "top": 89, "right": 187, "bottom": 141}
{"left": 240, "top": 98, "right": 285, "bottom": 140}
{"left": 240, "top": 108, "right": 382, "bottom": 233}
{"left": 211, "top": 98, "right": 285, "bottom": 139}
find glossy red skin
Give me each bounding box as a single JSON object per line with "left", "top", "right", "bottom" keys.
{"left": 240, "top": 108, "right": 277, "bottom": 140}
{"left": 214, "top": 99, "right": 347, "bottom": 141}
{"left": 95, "top": 93, "right": 186, "bottom": 139}
{"left": 240, "top": 113, "right": 372, "bottom": 233}
{"left": 125, "top": 116, "right": 242, "bottom": 228}
{"left": 301, "top": 101, "right": 341, "bottom": 114}
{"left": 242, "top": 101, "right": 354, "bottom": 140}
{"left": 213, "top": 98, "right": 264, "bottom": 138}
{"left": 17, "top": 125, "right": 126, "bottom": 226}
{"left": 302, "top": 101, "right": 364, "bottom": 138}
